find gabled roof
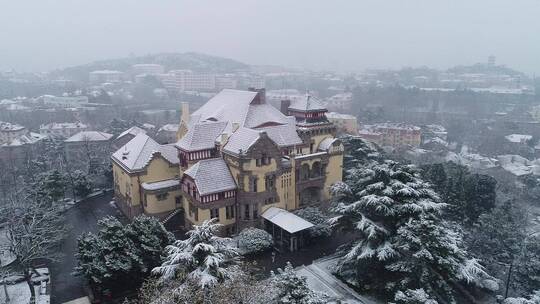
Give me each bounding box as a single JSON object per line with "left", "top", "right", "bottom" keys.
{"left": 192, "top": 89, "right": 289, "bottom": 128}
{"left": 175, "top": 121, "right": 227, "bottom": 152}
{"left": 65, "top": 131, "right": 113, "bottom": 142}
{"left": 288, "top": 94, "right": 327, "bottom": 112}
{"left": 112, "top": 133, "right": 178, "bottom": 172}
{"left": 262, "top": 207, "right": 314, "bottom": 234}
{"left": 183, "top": 158, "right": 236, "bottom": 195}
{"left": 222, "top": 127, "right": 262, "bottom": 155}
{"left": 117, "top": 126, "right": 146, "bottom": 140}
{"left": 258, "top": 117, "right": 302, "bottom": 148}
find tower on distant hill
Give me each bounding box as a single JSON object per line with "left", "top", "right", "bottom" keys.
{"left": 488, "top": 55, "right": 496, "bottom": 67}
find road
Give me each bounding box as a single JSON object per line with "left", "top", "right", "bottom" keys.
{"left": 49, "top": 192, "right": 124, "bottom": 304}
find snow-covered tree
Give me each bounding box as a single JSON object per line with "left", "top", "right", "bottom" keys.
{"left": 152, "top": 218, "right": 239, "bottom": 289}
{"left": 36, "top": 169, "right": 66, "bottom": 202}
{"left": 294, "top": 207, "right": 332, "bottom": 238}
{"left": 72, "top": 169, "right": 93, "bottom": 198}
{"left": 331, "top": 160, "right": 486, "bottom": 300}
{"left": 503, "top": 290, "right": 540, "bottom": 304}
{"left": 513, "top": 236, "right": 540, "bottom": 296}
{"left": 272, "top": 262, "right": 330, "bottom": 304}
{"left": 76, "top": 215, "right": 173, "bottom": 290}
{"left": 237, "top": 227, "right": 273, "bottom": 254}
{"left": 129, "top": 267, "right": 276, "bottom": 304}
{"left": 341, "top": 135, "right": 383, "bottom": 172}
{"left": 392, "top": 288, "right": 438, "bottom": 304}
{"left": 1, "top": 197, "right": 65, "bottom": 303}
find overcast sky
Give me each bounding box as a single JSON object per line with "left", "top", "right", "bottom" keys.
{"left": 0, "top": 0, "right": 539, "bottom": 74}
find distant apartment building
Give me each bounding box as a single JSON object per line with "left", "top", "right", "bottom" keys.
{"left": 325, "top": 92, "right": 352, "bottom": 112}
{"left": 0, "top": 121, "right": 27, "bottom": 144}
{"left": 326, "top": 112, "right": 358, "bottom": 135}
{"left": 215, "top": 75, "right": 238, "bottom": 90}
{"left": 39, "top": 95, "right": 89, "bottom": 108}
{"left": 39, "top": 122, "right": 89, "bottom": 138}
{"left": 0, "top": 132, "right": 47, "bottom": 168}
{"left": 131, "top": 64, "right": 164, "bottom": 75}
{"left": 156, "top": 124, "right": 179, "bottom": 144}
{"left": 168, "top": 69, "right": 216, "bottom": 92}
{"left": 359, "top": 123, "right": 421, "bottom": 147}
{"left": 89, "top": 70, "right": 124, "bottom": 84}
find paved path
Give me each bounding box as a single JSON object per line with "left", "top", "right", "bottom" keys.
{"left": 297, "top": 256, "right": 380, "bottom": 304}
{"left": 49, "top": 192, "right": 123, "bottom": 304}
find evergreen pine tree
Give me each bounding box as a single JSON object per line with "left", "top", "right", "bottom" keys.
{"left": 331, "top": 160, "right": 486, "bottom": 300}
{"left": 153, "top": 218, "right": 239, "bottom": 288}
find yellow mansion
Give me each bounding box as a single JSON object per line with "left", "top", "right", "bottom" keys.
{"left": 112, "top": 88, "right": 343, "bottom": 239}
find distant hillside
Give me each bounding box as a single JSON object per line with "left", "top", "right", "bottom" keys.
{"left": 52, "top": 52, "right": 249, "bottom": 82}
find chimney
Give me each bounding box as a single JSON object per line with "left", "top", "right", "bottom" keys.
{"left": 280, "top": 99, "right": 291, "bottom": 115}
{"left": 220, "top": 133, "right": 228, "bottom": 146}
{"left": 180, "top": 102, "right": 190, "bottom": 123}
{"left": 249, "top": 87, "right": 266, "bottom": 104}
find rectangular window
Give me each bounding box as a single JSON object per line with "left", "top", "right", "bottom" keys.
{"left": 175, "top": 196, "right": 182, "bottom": 206}
{"left": 253, "top": 207, "right": 258, "bottom": 219}
{"left": 253, "top": 178, "right": 258, "bottom": 192}
{"left": 156, "top": 193, "right": 168, "bottom": 201}
{"left": 244, "top": 205, "right": 250, "bottom": 220}
{"left": 226, "top": 205, "right": 235, "bottom": 219}
{"left": 210, "top": 208, "right": 219, "bottom": 219}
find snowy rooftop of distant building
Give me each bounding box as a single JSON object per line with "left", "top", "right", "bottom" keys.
{"left": 65, "top": 131, "right": 113, "bottom": 142}
{"left": 505, "top": 134, "right": 532, "bottom": 143}
{"left": 0, "top": 121, "right": 25, "bottom": 131}
{"left": 326, "top": 112, "right": 356, "bottom": 120}
{"left": 158, "top": 124, "right": 179, "bottom": 132}
{"left": 262, "top": 207, "right": 314, "bottom": 234}
{"left": 40, "top": 122, "right": 88, "bottom": 130}
{"left": 2, "top": 132, "right": 46, "bottom": 146}
{"left": 369, "top": 123, "right": 421, "bottom": 131}
{"left": 112, "top": 133, "right": 179, "bottom": 172}
{"left": 90, "top": 70, "right": 123, "bottom": 74}
{"left": 184, "top": 158, "right": 236, "bottom": 195}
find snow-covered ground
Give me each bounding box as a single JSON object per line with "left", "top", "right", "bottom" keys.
{"left": 0, "top": 268, "right": 50, "bottom": 304}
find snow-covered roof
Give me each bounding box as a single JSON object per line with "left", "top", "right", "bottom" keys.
{"left": 192, "top": 89, "right": 290, "bottom": 128}
{"left": 117, "top": 126, "right": 146, "bottom": 139}
{"left": 0, "top": 121, "right": 25, "bottom": 131}
{"left": 176, "top": 121, "right": 227, "bottom": 152}
{"left": 288, "top": 94, "right": 327, "bottom": 112}
{"left": 318, "top": 137, "right": 339, "bottom": 151}
{"left": 112, "top": 133, "right": 179, "bottom": 172}
{"left": 141, "top": 179, "right": 180, "bottom": 191}
{"left": 40, "top": 122, "right": 88, "bottom": 130}
{"left": 257, "top": 117, "right": 302, "bottom": 148}
{"left": 262, "top": 207, "right": 314, "bottom": 234}
{"left": 223, "top": 127, "right": 262, "bottom": 155}
{"left": 158, "top": 124, "right": 179, "bottom": 132}
{"left": 184, "top": 158, "right": 236, "bottom": 195}
{"left": 505, "top": 134, "right": 532, "bottom": 143}
{"left": 2, "top": 132, "right": 46, "bottom": 146}
{"left": 65, "top": 131, "right": 113, "bottom": 142}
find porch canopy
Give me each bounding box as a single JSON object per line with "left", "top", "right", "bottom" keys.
{"left": 262, "top": 207, "right": 314, "bottom": 234}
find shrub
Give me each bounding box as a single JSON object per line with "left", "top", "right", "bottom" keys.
{"left": 238, "top": 227, "right": 273, "bottom": 254}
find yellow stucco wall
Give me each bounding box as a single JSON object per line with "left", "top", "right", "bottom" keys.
{"left": 323, "top": 153, "right": 343, "bottom": 200}
{"left": 144, "top": 189, "right": 181, "bottom": 215}
{"left": 113, "top": 156, "right": 179, "bottom": 209}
